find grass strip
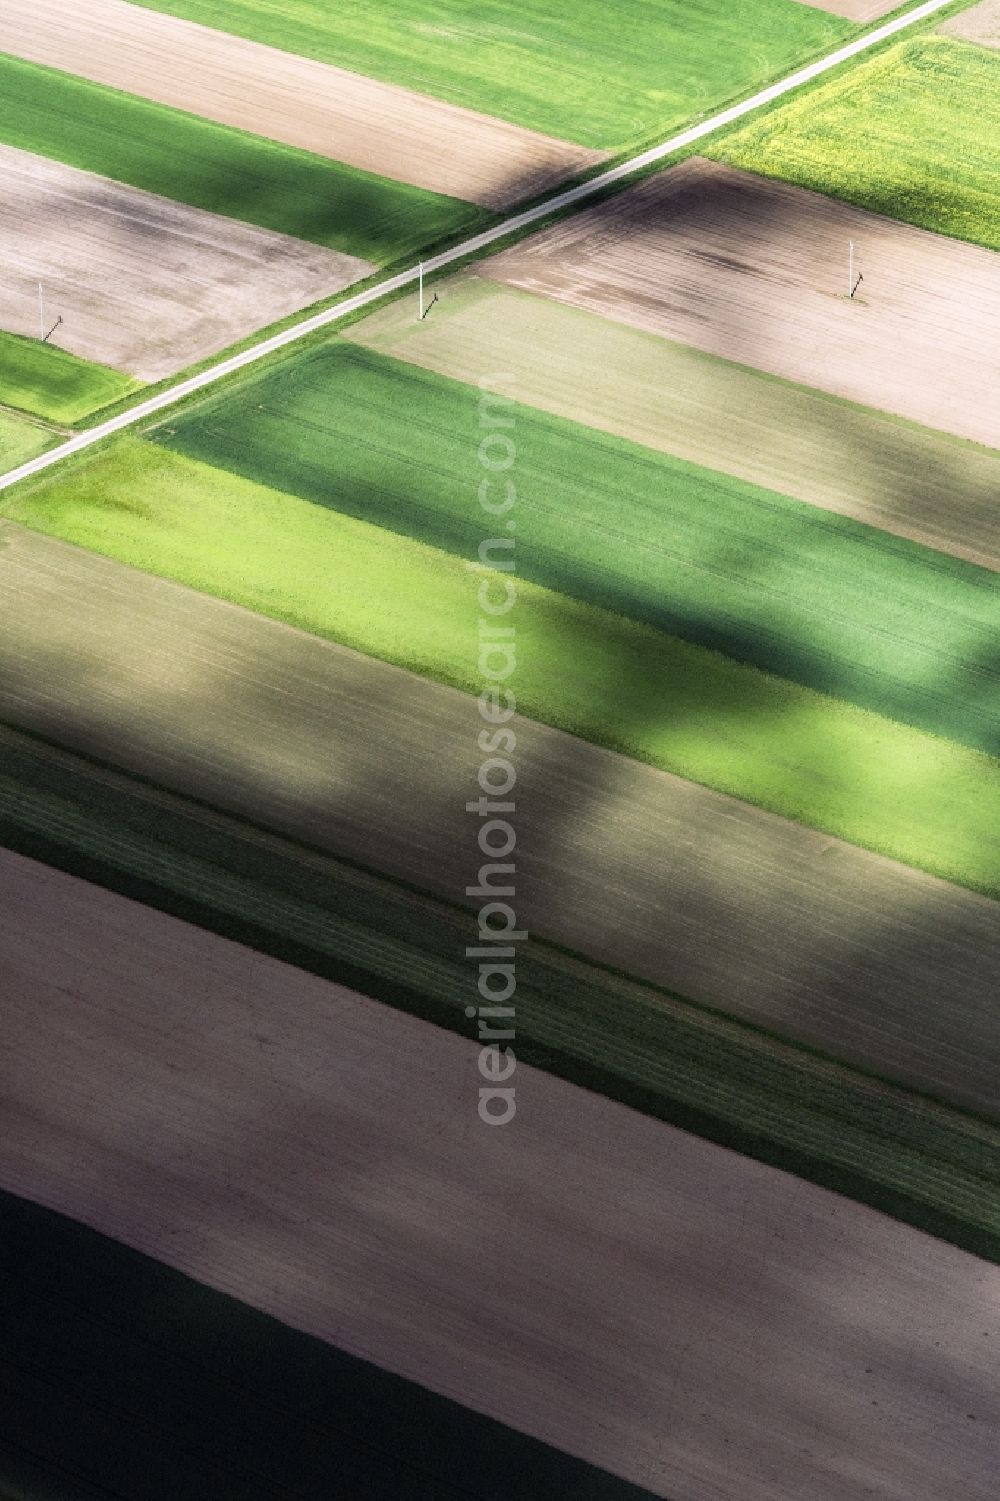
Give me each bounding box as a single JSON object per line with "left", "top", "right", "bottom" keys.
{"left": 0, "top": 53, "right": 486, "bottom": 265}
{"left": 0, "top": 330, "right": 139, "bottom": 424}
{"left": 2, "top": 724, "right": 999, "bottom": 1263}
{"left": 710, "top": 36, "right": 1000, "bottom": 249}
{"left": 157, "top": 343, "right": 1000, "bottom": 755}
{"left": 7, "top": 438, "right": 1000, "bottom": 898}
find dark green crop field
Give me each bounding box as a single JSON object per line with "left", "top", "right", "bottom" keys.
{"left": 159, "top": 344, "right": 1000, "bottom": 757}
{"left": 0, "top": 53, "right": 486, "bottom": 266}
{"left": 130, "top": 0, "right": 850, "bottom": 148}
{"left": 712, "top": 37, "right": 1000, "bottom": 250}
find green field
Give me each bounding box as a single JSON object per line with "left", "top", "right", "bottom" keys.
{"left": 349, "top": 273, "right": 1000, "bottom": 571}
{"left": 131, "top": 0, "right": 849, "bottom": 148}
{"left": 0, "top": 54, "right": 485, "bottom": 265}
{"left": 0, "top": 408, "right": 57, "bottom": 470}
{"left": 8, "top": 438, "right": 1000, "bottom": 899}
{"left": 711, "top": 36, "right": 1000, "bottom": 249}
{"left": 0, "top": 329, "right": 138, "bottom": 424}
{"left": 3, "top": 728, "right": 999, "bottom": 1263}
{"left": 158, "top": 345, "right": 1000, "bottom": 755}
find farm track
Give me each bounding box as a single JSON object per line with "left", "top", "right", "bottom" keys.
{"left": 2, "top": 845, "right": 999, "bottom": 1501}
{"left": 3, "top": 524, "right": 1000, "bottom": 1116}
{"left": 484, "top": 157, "right": 1000, "bottom": 449}
{"left": 0, "top": 144, "right": 369, "bottom": 379}
{"left": 349, "top": 273, "right": 1000, "bottom": 570}
{"left": 0, "top": 0, "right": 606, "bottom": 211}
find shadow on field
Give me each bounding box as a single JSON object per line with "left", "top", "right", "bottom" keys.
{"left": 2, "top": 154, "right": 1000, "bottom": 1501}
{"left": 0, "top": 1188, "right": 656, "bottom": 1501}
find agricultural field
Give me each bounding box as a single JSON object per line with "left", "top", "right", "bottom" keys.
{"left": 3, "top": 523, "right": 1000, "bottom": 1118}
{"left": 0, "top": 329, "right": 138, "bottom": 423}
{"left": 0, "top": 0, "right": 603, "bottom": 211}
{"left": 0, "top": 410, "right": 57, "bottom": 471}
{"left": 483, "top": 156, "right": 1000, "bottom": 448}
{"left": 3, "top": 847, "right": 999, "bottom": 1501}
{"left": 348, "top": 272, "right": 1000, "bottom": 568}
{"left": 0, "top": 53, "right": 483, "bottom": 268}
{"left": 152, "top": 345, "right": 1000, "bottom": 757}
{"left": 0, "top": 144, "right": 368, "bottom": 379}
{"left": 3, "top": 5, "right": 1000, "bottom": 1498}
{"left": 127, "top": 0, "right": 852, "bottom": 147}
{"left": 3, "top": 724, "right": 1000, "bottom": 1258}
{"left": 710, "top": 36, "right": 1000, "bottom": 249}
{"left": 943, "top": 0, "right": 1000, "bottom": 46}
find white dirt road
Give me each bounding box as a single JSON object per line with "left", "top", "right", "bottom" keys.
{"left": 0, "top": 0, "right": 606, "bottom": 210}
{"left": 1, "top": 845, "right": 998, "bottom": 1501}
{"left": 0, "top": 143, "right": 370, "bottom": 379}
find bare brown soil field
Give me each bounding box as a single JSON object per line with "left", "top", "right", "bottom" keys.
{"left": 348, "top": 272, "right": 1000, "bottom": 570}
{"left": 942, "top": 0, "right": 1000, "bottom": 46}
{"left": 2, "top": 844, "right": 999, "bottom": 1500}
{"left": 0, "top": 144, "right": 369, "bottom": 380}
{"left": 792, "top": 0, "right": 901, "bottom": 18}
{"left": 0, "top": 0, "right": 605, "bottom": 210}
{"left": 483, "top": 157, "right": 1000, "bottom": 449}
{"left": 2, "top": 522, "right": 1000, "bottom": 1115}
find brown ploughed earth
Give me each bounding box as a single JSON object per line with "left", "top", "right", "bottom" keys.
{"left": 0, "top": 0, "right": 606, "bottom": 210}
{"left": 790, "top": 0, "right": 902, "bottom": 18}
{"left": 941, "top": 0, "right": 1000, "bottom": 47}
{"left": 2, "top": 523, "right": 1000, "bottom": 1117}
{"left": 0, "top": 145, "right": 370, "bottom": 380}
{"left": 482, "top": 157, "right": 1000, "bottom": 449}
{"left": 348, "top": 272, "right": 1000, "bottom": 571}
{"left": 2, "top": 845, "right": 999, "bottom": 1501}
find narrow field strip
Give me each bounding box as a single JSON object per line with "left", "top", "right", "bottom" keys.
{"left": 2, "top": 727, "right": 1000, "bottom": 1260}
{"left": 158, "top": 344, "right": 1000, "bottom": 756}
{"left": 0, "top": 53, "right": 484, "bottom": 266}
{"left": 711, "top": 36, "right": 1000, "bottom": 249}
{"left": 349, "top": 273, "right": 1000, "bottom": 570}
{"left": 127, "top": 0, "right": 851, "bottom": 148}
{"left": 0, "top": 328, "right": 139, "bottom": 423}
{"left": 2, "top": 846, "right": 998, "bottom": 1501}
{"left": 484, "top": 156, "right": 1000, "bottom": 449}
{"left": 2, "top": 526, "right": 1000, "bottom": 1117}
{"left": 0, "top": 0, "right": 605, "bottom": 211}
{"left": 0, "top": 144, "right": 370, "bottom": 381}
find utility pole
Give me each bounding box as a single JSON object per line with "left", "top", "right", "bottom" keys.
{"left": 38, "top": 282, "right": 44, "bottom": 342}
{"left": 848, "top": 242, "right": 854, "bottom": 300}
{"left": 418, "top": 261, "right": 424, "bottom": 322}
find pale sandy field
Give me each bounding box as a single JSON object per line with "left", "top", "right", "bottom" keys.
{"left": 1, "top": 845, "right": 998, "bottom": 1500}
{"left": 793, "top": 0, "right": 903, "bottom": 17}
{"left": 483, "top": 157, "right": 1000, "bottom": 448}
{"left": 942, "top": 0, "right": 1000, "bottom": 46}
{"left": 348, "top": 272, "right": 1000, "bottom": 570}
{"left": 0, "top": 144, "right": 370, "bottom": 379}
{"left": 2, "top": 523, "right": 1000, "bottom": 1116}
{"left": 0, "top": 0, "right": 606, "bottom": 210}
